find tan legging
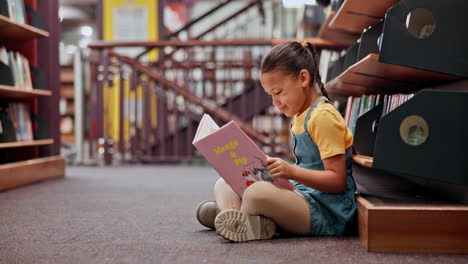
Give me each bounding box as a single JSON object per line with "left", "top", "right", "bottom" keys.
{"left": 214, "top": 178, "right": 311, "bottom": 235}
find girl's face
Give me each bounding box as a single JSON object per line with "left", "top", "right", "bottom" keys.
{"left": 260, "top": 69, "right": 313, "bottom": 117}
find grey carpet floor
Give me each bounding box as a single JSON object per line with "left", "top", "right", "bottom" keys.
{"left": 0, "top": 165, "right": 467, "bottom": 264}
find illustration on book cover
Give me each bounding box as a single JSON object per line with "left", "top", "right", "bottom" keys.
{"left": 241, "top": 157, "right": 275, "bottom": 191}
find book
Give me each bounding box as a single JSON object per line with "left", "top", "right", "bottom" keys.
{"left": 192, "top": 114, "right": 295, "bottom": 198}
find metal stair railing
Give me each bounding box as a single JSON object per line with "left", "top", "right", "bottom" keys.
{"left": 87, "top": 39, "right": 345, "bottom": 165}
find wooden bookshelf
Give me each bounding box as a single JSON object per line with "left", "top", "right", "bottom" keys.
{"left": 357, "top": 195, "right": 468, "bottom": 253}
{"left": 0, "top": 85, "right": 52, "bottom": 98}
{"left": 352, "top": 154, "right": 373, "bottom": 168}
{"left": 0, "top": 156, "right": 64, "bottom": 191}
{"left": 0, "top": 15, "right": 49, "bottom": 40}
{"left": 0, "top": 1, "right": 64, "bottom": 191}
{"left": 326, "top": 54, "right": 461, "bottom": 97}
{"left": 329, "top": 0, "right": 399, "bottom": 34}
{"left": 0, "top": 139, "right": 53, "bottom": 149}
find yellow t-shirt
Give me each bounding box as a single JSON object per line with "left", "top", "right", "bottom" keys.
{"left": 291, "top": 100, "right": 353, "bottom": 160}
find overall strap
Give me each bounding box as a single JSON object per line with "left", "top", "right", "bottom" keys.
{"left": 303, "top": 97, "right": 328, "bottom": 132}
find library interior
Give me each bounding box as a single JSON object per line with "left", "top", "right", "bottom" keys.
{"left": 0, "top": 0, "right": 467, "bottom": 262}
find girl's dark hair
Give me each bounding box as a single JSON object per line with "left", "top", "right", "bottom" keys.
{"left": 261, "top": 41, "right": 329, "bottom": 99}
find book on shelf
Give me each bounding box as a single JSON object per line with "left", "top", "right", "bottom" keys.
{"left": 0, "top": 45, "right": 33, "bottom": 90}
{"left": 0, "top": 101, "right": 33, "bottom": 142}
{"left": 0, "top": 0, "right": 26, "bottom": 24}
{"left": 344, "top": 93, "right": 414, "bottom": 134}
{"left": 192, "top": 113, "right": 295, "bottom": 198}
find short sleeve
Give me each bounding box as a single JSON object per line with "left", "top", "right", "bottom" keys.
{"left": 308, "top": 108, "right": 348, "bottom": 160}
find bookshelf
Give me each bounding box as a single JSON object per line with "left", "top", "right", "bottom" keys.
{"left": 325, "top": 0, "right": 468, "bottom": 253}
{"left": 0, "top": 0, "right": 64, "bottom": 191}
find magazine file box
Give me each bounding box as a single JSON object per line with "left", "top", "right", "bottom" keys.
{"left": 357, "top": 21, "right": 383, "bottom": 61}
{"left": 373, "top": 90, "right": 468, "bottom": 186}
{"left": 353, "top": 103, "right": 383, "bottom": 156}
{"left": 326, "top": 55, "right": 345, "bottom": 82}
{"left": 379, "top": 0, "right": 468, "bottom": 77}
{"left": 342, "top": 42, "right": 359, "bottom": 72}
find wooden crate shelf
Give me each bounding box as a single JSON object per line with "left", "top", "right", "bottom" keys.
{"left": 0, "top": 85, "right": 52, "bottom": 98}
{"left": 357, "top": 195, "right": 468, "bottom": 253}
{"left": 329, "top": 0, "right": 400, "bottom": 34}
{"left": 325, "top": 54, "right": 461, "bottom": 97}
{"left": 0, "top": 139, "right": 54, "bottom": 149}
{"left": 0, "top": 156, "right": 65, "bottom": 191}
{"left": 0, "top": 15, "right": 49, "bottom": 40}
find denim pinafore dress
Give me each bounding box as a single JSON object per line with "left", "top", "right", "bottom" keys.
{"left": 291, "top": 98, "right": 356, "bottom": 236}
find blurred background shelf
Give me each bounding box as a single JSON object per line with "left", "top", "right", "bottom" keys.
{"left": 0, "top": 85, "right": 52, "bottom": 98}
{"left": 0, "top": 139, "right": 54, "bottom": 149}
{"left": 0, "top": 15, "right": 49, "bottom": 40}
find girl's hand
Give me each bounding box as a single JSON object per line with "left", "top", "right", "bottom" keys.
{"left": 265, "top": 156, "right": 293, "bottom": 180}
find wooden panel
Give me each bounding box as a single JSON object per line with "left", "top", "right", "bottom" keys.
{"left": 0, "top": 85, "right": 52, "bottom": 98}
{"left": 0, "top": 139, "right": 54, "bottom": 149}
{"left": 357, "top": 195, "right": 468, "bottom": 253}
{"left": 329, "top": 0, "right": 400, "bottom": 34}
{"left": 0, "top": 156, "right": 65, "bottom": 191}
{"left": 0, "top": 15, "right": 49, "bottom": 40}
{"left": 326, "top": 54, "right": 461, "bottom": 97}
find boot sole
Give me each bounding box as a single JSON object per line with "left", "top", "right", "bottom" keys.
{"left": 214, "top": 209, "right": 276, "bottom": 242}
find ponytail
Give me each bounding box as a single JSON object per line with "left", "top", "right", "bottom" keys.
{"left": 303, "top": 42, "right": 329, "bottom": 100}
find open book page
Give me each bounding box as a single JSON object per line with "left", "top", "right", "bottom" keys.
{"left": 193, "top": 119, "right": 295, "bottom": 197}
{"left": 192, "top": 114, "right": 220, "bottom": 144}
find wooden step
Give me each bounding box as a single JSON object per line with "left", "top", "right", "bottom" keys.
{"left": 357, "top": 195, "right": 468, "bottom": 253}
{"left": 0, "top": 156, "right": 65, "bottom": 191}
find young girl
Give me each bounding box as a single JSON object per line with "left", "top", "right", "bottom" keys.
{"left": 196, "top": 41, "right": 356, "bottom": 242}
